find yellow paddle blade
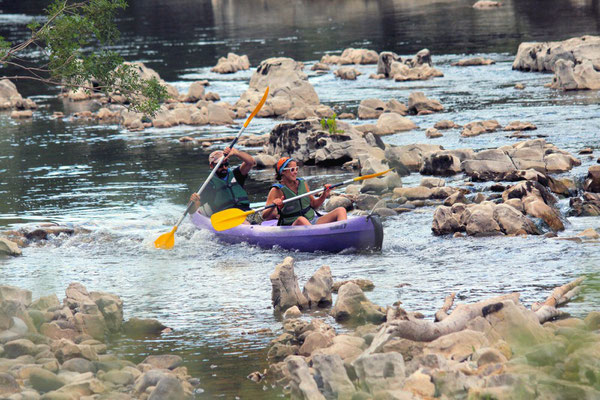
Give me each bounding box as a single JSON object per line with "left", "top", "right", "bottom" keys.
{"left": 211, "top": 208, "right": 255, "bottom": 231}
{"left": 244, "top": 87, "right": 269, "bottom": 128}
{"left": 154, "top": 227, "right": 177, "bottom": 250}
{"left": 353, "top": 168, "right": 393, "bottom": 182}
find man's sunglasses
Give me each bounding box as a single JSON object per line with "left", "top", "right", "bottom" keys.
{"left": 283, "top": 166, "right": 298, "bottom": 172}
{"left": 211, "top": 161, "right": 229, "bottom": 168}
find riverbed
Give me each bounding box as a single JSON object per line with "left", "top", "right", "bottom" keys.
{"left": 1, "top": 0, "right": 600, "bottom": 397}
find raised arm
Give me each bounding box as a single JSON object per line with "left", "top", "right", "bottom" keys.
{"left": 224, "top": 147, "right": 256, "bottom": 176}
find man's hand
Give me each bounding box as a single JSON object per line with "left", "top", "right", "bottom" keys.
{"left": 222, "top": 147, "right": 238, "bottom": 161}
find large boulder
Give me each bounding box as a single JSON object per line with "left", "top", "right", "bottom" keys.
{"left": 334, "top": 67, "right": 361, "bottom": 80}
{"left": 90, "top": 291, "right": 124, "bottom": 333}
{"left": 210, "top": 53, "right": 250, "bottom": 74}
{"left": 353, "top": 353, "right": 406, "bottom": 393}
{"left": 236, "top": 57, "right": 319, "bottom": 117}
{"left": 286, "top": 356, "right": 326, "bottom": 400}
{"left": 312, "top": 354, "right": 356, "bottom": 399}
{"left": 513, "top": 36, "right": 600, "bottom": 91}
{"left": 357, "top": 98, "right": 407, "bottom": 120}
{"left": 375, "top": 113, "right": 417, "bottom": 135}
{"left": 340, "top": 48, "right": 379, "bottom": 64}
{"left": 0, "top": 286, "right": 32, "bottom": 307}
{"left": 123, "top": 318, "right": 167, "bottom": 336}
{"left": 462, "top": 139, "right": 580, "bottom": 181}
{"left": 550, "top": 59, "right": 600, "bottom": 90}
{"left": 432, "top": 201, "right": 543, "bottom": 236}
{"left": 264, "top": 119, "right": 384, "bottom": 166}
{"left": 584, "top": 165, "right": 600, "bottom": 193}
{"left": 183, "top": 81, "right": 206, "bottom": 102}
{"left": 407, "top": 92, "right": 443, "bottom": 114}
{"left": 385, "top": 143, "right": 443, "bottom": 174}
{"left": 270, "top": 257, "right": 309, "bottom": 312}
{"left": 331, "top": 283, "right": 385, "bottom": 324}
{"left": 424, "top": 330, "right": 489, "bottom": 361}
{"left": 0, "top": 238, "right": 21, "bottom": 256}
{"left": 303, "top": 266, "right": 333, "bottom": 308}
{"left": 376, "top": 49, "right": 443, "bottom": 81}
{"left": 513, "top": 36, "right": 600, "bottom": 73}
{"left": 0, "top": 79, "right": 37, "bottom": 110}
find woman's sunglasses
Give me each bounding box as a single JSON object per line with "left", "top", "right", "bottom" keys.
{"left": 283, "top": 166, "right": 298, "bottom": 172}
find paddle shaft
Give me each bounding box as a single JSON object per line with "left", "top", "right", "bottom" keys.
{"left": 256, "top": 178, "right": 354, "bottom": 214}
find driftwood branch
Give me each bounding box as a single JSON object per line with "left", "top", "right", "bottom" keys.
{"left": 364, "top": 293, "right": 520, "bottom": 356}
{"left": 435, "top": 292, "right": 456, "bottom": 322}
{"left": 531, "top": 277, "right": 585, "bottom": 312}
{"left": 535, "top": 305, "right": 569, "bottom": 323}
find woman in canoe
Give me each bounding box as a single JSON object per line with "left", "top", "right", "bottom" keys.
{"left": 263, "top": 157, "right": 347, "bottom": 226}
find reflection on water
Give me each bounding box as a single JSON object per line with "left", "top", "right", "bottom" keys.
{"left": 0, "top": 0, "right": 600, "bottom": 397}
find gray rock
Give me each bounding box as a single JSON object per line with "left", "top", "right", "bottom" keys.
{"left": 353, "top": 352, "right": 406, "bottom": 393}
{"left": 102, "top": 369, "right": 135, "bottom": 386}
{"left": 0, "top": 372, "right": 20, "bottom": 396}
{"left": 61, "top": 357, "right": 95, "bottom": 373}
{"left": 355, "top": 194, "right": 380, "bottom": 210}
{"left": 270, "top": 257, "right": 308, "bottom": 313}
{"left": 374, "top": 208, "right": 398, "bottom": 217}
{"left": 325, "top": 196, "right": 353, "bottom": 212}
{"left": 331, "top": 283, "right": 385, "bottom": 324}
{"left": 141, "top": 355, "right": 182, "bottom": 370}
{"left": 122, "top": 318, "right": 167, "bottom": 336}
{"left": 287, "top": 356, "right": 326, "bottom": 400}
{"left": 0, "top": 286, "right": 32, "bottom": 306}
{"left": 303, "top": 266, "right": 333, "bottom": 308}
{"left": 0, "top": 238, "right": 21, "bottom": 256}
{"left": 134, "top": 369, "right": 169, "bottom": 393}
{"left": 360, "top": 178, "right": 388, "bottom": 194}
{"left": 4, "top": 338, "right": 35, "bottom": 358}
{"left": 148, "top": 376, "right": 185, "bottom": 400}
{"left": 30, "top": 367, "right": 65, "bottom": 393}
{"left": 312, "top": 354, "right": 356, "bottom": 399}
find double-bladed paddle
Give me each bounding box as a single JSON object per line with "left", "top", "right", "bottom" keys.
{"left": 210, "top": 168, "right": 393, "bottom": 231}
{"left": 154, "top": 87, "right": 269, "bottom": 249}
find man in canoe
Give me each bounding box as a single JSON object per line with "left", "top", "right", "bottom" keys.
{"left": 189, "top": 147, "right": 256, "bottom": 221}
{"left": 262, "top": 157, "right": 347, "bottom": 226}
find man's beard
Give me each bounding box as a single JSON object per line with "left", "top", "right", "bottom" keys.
{"left": 216, "top": 168, "right": 228, "bottom": 179}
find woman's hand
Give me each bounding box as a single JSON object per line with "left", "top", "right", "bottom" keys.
{"left": 190, "top": 193, "right": 200, "bottom": 204}
{"left": 323, "top": 184, "right": 332, "bottom": 198}
{"left": 273, "top": 197, "right": 284, "bottom": 210}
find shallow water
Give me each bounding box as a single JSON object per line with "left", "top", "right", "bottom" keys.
{"left": 1, "top": 0, "right": 600, "bottom": 397}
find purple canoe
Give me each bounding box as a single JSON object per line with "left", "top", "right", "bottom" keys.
{"left": 190, "top": 213, "right": 383, "bottom": 253}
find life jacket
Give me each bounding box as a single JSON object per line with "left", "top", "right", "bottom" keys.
{"left": 272, "top": 178, "right": 315, "bottom": 226}
{"left": 201, "top": 168, "right": 250, "bottom": 215}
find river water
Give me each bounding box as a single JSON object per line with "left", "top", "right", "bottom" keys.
{"left": 1, "top": 0, "right": 600, "bottom": 398}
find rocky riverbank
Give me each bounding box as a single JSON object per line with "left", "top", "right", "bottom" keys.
{"left": 0, "top": 283, "right": 197, "bottom": 399}
{"left": 257, "top": 257, "right": 598, "bottom": 399}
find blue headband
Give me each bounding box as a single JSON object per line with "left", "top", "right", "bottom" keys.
{"left": 277, "top": 158, "right": 294, "bottom": 175}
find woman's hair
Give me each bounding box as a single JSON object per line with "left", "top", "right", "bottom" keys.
{"left": 275, "top": 157, "right": 293, "bottom": 181}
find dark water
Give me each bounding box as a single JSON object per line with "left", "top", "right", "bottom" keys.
{"left": 1, "top": 0, "right": 600, "bottom": 398}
